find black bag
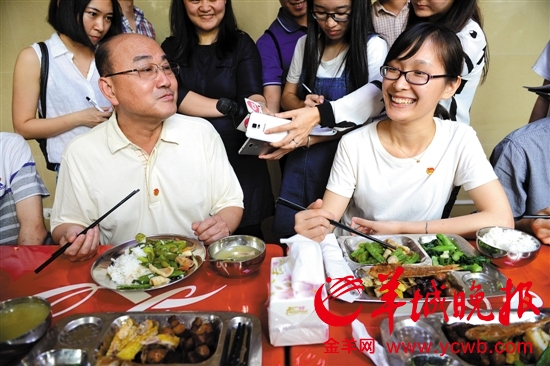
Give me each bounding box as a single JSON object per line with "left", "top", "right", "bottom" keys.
{"left": 36, "top": 42, "right": 57, "bottom": 171}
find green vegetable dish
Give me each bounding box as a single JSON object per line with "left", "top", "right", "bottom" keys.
{"left": 349, "top": 239, "right": 420, "bottom": 265}
{"left": 109, "top": 233, "right": 199, "bottom": 290}
{"left": 421, "top": 234, "right": 489, "bottom": 273}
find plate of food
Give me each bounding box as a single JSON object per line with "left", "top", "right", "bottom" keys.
{"left": 381, "top": 310, "right": 550, "bottom": 365}
{"left": 337, "top": 234, "right": 509, "bottom": 302}
{"left": 91, "top": 233, "right": 206, "bottom": 291}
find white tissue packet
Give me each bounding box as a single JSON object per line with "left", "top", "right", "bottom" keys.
{"left": 287, "top": 239, "right": 325, "bottom": 297}
{"left": 320, "top": 234, "right": 361, "bottom": 303}
{"left": 268, "top": 253, "right": 329, "bottom": 346}
{"left": 352, "top": 319, "right": 390, "bottom": 366}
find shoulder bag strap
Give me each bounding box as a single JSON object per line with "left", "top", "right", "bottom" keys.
{"left": 36, "top": 42, "right": 56, "bottom": 171}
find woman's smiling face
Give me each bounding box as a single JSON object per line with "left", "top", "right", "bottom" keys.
{"left": 184, "top": 0, "right": 226, "bottom": 38}
{"left": 383, "top": 39, "right": 460, "bottom": 125}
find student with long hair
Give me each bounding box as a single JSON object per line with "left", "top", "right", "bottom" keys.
{"left": 161, "top": 0, "right": 273, "bottom": 239}
{"left": 294, "top": 23, "right": 513, "bottom": 242}
{"left": 12, "top": 0, "right": 122, "bottom": 172}
{"left": 264, "top": 0, "right": 487, "bottom": 152}
{"left": 405, "top": 0, "right": 488, "bottom": 124}
{"left": 268, "top": 0, "right": 387, "bottom": 238}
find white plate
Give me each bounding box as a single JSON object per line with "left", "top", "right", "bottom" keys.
{"left": 90, "top": 234, "right": 206, "bottom": 291}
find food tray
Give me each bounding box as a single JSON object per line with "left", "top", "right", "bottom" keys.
{"left": 91, "top": 234, "right": 207, "bottom": 291}
{"left": 19, "top": 311, "right": 262, "bottom": 366}
{"left": 338, "top": 235, "right": 432, "bottom": 271}
{"left": 338, "top": 234, "right": 509, "bottom": 303}
{"left": 380, "top": 310, "right": 550, "bottom": 366}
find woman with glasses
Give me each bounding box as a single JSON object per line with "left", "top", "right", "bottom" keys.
{"left": 293, "top": 23, "right": 513, "bottom": 242}
{"left": 12, "top": 0, "right": 122, "bottom": 173}
{"left": 267, "top": 0, "right": 387, "bottom": 239}
{"left": 161, "top": 0, "right": 273, "bottom": 239}
{"left": 405, "top": 0, "right": 488, "bottom": 124}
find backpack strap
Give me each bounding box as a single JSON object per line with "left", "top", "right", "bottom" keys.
{"left": 264, "top": 29, "right": 288, "bottom": 83}
{"left": 36, "top": 42, "right": 57, "bottom": 171}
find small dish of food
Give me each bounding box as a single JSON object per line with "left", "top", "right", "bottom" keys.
{"left": 476, "top": 227, "right": 541, "bottom": 268}
{"left": 207, "top": 235, "right": 266, "bottom": 278}
{"left": 91, "top": 233, "right": 206, "bottom": 291}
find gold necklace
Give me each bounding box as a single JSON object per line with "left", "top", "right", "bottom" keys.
{"left": 388, "top": 127, "right": 430, "bottom": 163}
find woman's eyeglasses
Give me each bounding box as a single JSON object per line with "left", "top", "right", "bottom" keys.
{"left": 311, "top": 11, "right": 350, "bottom": 22}
{"left": 380, "top": 66, "right": 453, "bottom": 85}
{"left": 105, "top": 62, "right": 180, "bottom": 80}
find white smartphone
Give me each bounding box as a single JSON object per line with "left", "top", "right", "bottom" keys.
{"left": 238, "top": 138, "right": 276, "bottom": 156}
{"left": 245, "top": 113, "right": 289, "bottom": 143}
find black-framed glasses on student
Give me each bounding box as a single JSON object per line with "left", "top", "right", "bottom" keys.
{"left": 311, "top": 11, "right": 350, "bottom": 22}
{"left": 380, "top": 66, "right": 453, "bottom": 85}
{"left": 105, "top": 62, "right": 180, "bottom": 80}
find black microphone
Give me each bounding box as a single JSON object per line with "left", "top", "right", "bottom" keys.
{"left": 216, "top": 98, "right": 248, "bottom": 128}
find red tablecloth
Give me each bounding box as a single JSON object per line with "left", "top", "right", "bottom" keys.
{"left": 0, "top": 244, "right": 286, "bottom": 366}
{"left": 289, "top": 244, "right": 550, "bottom": 366}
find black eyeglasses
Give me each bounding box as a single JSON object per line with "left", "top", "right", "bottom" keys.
{"left": 311, "top": 11, "right": 350, "bottom": 22}
{"left": 380, "top": 66, "right": 453, "bottom": 85}
{"left": 105, "top": 62, "right": 180, "bottom": 80}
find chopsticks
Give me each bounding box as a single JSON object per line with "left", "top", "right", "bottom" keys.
{"left": 520, "top": 215, "right": 550, "bottom": 220}
{"left": 34, "top": 189, "right": 140, "bottom": 274}
{"left": 227, "top": 322, "right": 248, "bottom": 366}
{"left": 276, "top": 197, "right": 397, "bottom": 250}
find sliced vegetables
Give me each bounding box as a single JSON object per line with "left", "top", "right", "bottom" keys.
{"left": 350, "top": 240, "right": 420, "bottom": 265}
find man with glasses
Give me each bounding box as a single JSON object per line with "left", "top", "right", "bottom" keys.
{"left": 51, "top": 34, "right": 244, "bottom": 260}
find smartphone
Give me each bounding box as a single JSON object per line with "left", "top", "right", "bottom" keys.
{"left": 245, "top": 113, "right": 289, "bottom": 143}
{"left": 238, "top": 138, "right": 276, "bottom": 156}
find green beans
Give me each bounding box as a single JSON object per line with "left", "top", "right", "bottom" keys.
{"left": 117, "top": 283, "right": 152, "bottom": 290}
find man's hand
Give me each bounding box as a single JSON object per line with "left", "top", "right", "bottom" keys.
{"left": 192, "top": 215, "right": 231, "bottom": 245}
{"left": 532, "top": 207, "right": 550, "bottom": 245}
{"left": 56, "top": 225, "right": 100, "bottom": 261}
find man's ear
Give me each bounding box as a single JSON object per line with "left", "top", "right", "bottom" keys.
{"left": 98, "top": 77, "right": 119, "bottom": 106}
{"left": 441, "top": 76, "right": 462, "bottom": 100}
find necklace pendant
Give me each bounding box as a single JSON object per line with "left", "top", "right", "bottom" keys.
{"left": 416, "top": 159, "right": 420, "bottom": 163}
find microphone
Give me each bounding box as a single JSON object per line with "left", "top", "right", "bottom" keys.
{"left": 216, "top": 98, "right": 248, "bottom": 128}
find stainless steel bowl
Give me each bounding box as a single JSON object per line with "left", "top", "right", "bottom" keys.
{"left": 476, "top": 226, "right": 541, "bottom": 268}
{"left": 207, "top": 235, "right": 266, "bottom": 278}
{"left": 0, "top": 296, "right": 52, "bottom": 363}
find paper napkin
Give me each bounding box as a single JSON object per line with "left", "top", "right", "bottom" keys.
{"left": 352, "top": 319, "right": 390, "bottom": 366}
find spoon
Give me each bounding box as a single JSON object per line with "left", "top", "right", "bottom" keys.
{"left": 204, "top": 258, "right": 237, "bottom": 263}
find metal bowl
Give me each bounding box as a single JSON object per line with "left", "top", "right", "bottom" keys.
{"left": 476, "top": 226, "right": 541, "bottom": 268}
{"left": 0, "top": 296, "right": 52, "bottom": 362}
{"left": 207, "top": 235, "right": 266, "bottom": 278}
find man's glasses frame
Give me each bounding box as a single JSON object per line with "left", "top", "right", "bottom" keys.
{"left": 105, "top": 62, "right": 180, "bottom": 79}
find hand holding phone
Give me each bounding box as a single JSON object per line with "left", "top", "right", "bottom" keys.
{"left": 245, "top": 113, "right": 289, "bottom": 143}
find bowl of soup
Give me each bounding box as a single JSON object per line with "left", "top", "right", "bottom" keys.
{"left": 207, "top": 235, "right": 266, "bottom": 278}
{"left": 0, "top": 296, "right": 52, "bottom": 362}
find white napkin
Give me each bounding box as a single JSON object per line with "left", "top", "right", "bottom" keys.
{"left": 319, "top": 234, "right": 361, "bottom": 303}
{"left": 352, "top": 319, "right": 390, "bottom": 366}
{"left": 280, "top": 234, "right": 325, "bottom": 298}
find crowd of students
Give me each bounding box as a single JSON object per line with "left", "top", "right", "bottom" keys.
{"left": 1, "top": 0, "right": 548, "bottom": 252}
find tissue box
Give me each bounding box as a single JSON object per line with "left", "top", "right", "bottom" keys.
{"left": 268, "top": 257, "right": 329, "bottom": 346}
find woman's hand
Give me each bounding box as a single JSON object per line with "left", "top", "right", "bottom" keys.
{"left": 304, "top": 94, "right": 325, "bottom": 107}
{"left": 351, "top": 217, "right": 402, "bottom": 236}
{"left": 78, "top": 107, "right": 112, "bottom": 128}
{"left": 266, "top": 107, "right": 321, "bottom": 149}
{"left": 294, "top": 199, "right": 335, "bottom": 242}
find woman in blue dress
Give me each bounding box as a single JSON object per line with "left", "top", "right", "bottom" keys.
{"left": 268, "top": 0, "right": 388, "bottom": 238}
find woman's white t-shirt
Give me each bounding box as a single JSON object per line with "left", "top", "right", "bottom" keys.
{"left": 327, "top": 118, "right": 497, "bottom": 228}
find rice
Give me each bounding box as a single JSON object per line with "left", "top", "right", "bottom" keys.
{"left": 107, "top": 246, "right": 152, "bottom": 285}
{"left": 480, "top": 227, "right": 539, "bottom": 252}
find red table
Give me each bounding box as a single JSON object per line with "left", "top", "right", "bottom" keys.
{"left": 289, "top": 244, "right": 550, "bottom": 365}
{"left": 0, "top": 244, "right": 286, "bottom": 366}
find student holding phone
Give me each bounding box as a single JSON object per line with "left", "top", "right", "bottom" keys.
{"left": 12, "top": 0, "right": 122, "bottom": 173}
{"left": 265, "top": 0, "right": 387, "bottom": 239}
